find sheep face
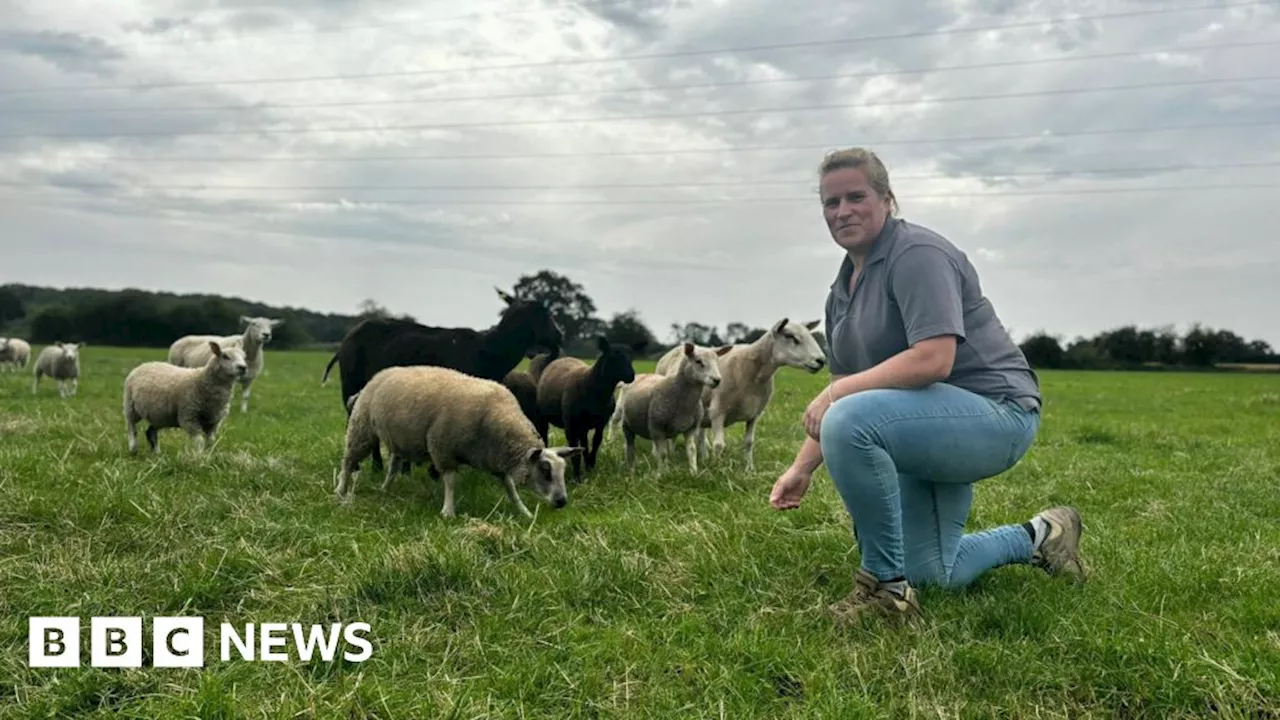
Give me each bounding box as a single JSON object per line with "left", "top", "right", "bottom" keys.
{"left": 241, "top": 316, "right": 282, "bottom": 345}
{"left": 594, "top": 335, "right": 645, "bottom": 386}
{"left": 57, "top": 342, "right": 82, "bottom": 362}
{"left": 208, "top": 341, "right": 249, "bottom": 379}
{"left": 769, "top": 318, "right": 827, "bottom": 373}
{"left": 679, "top": 342, "right": 730, "bottom": 389}
{"left": 523, "top": 446, "right": 582, "bottom": 509}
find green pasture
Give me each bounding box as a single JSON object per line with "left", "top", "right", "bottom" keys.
{"left": 0, "top": 346, "right": 1277, "bottom": 718}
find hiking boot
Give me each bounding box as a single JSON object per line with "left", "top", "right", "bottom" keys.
{"left": 829, "top": 568, "right": 921, "bottom": 627}
{"left": 1031, "top": 506, "right": 1087, "bottom": 581}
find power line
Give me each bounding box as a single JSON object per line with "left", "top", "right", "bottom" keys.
{"left": 0, "top": 0, "right": 1269, "bottom": 96}
{"left": 6, "top": 182, "right": 1278, "bottom": 206}
{"left": 4, "top": 74, "right": 1276, "bottom": 139}
{"left": 8, "top": 38, "right": 1277, "bottom": 117}
{"left": 9, "top": 160, "right": 1277, "bottom": 192}
{"left": 9, "top": 118, "right": 1275, "bottom": 161}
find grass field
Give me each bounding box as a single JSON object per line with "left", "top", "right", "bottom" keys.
{"left": 1, "top": 346, "right": 1278, "bottom": 718}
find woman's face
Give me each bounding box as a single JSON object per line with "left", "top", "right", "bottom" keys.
{"left": 820, "top": 167, "right": 891, "bottom": 255}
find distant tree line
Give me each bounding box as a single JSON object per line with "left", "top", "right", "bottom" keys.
{"left": 1, "top": 276, "right": 1275, "bottom": 370}
{"left": 0, "top": 284, "right": 363, "bottom": 350}
{"left": 1018, "top": 325, "right": 1278, "bottom": 370}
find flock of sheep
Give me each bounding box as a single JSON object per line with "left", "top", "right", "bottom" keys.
{"left": 2, "top": 316, "right": 281, "bottom": 449}
{"left": 2, "top": 293, "right": 830, "bottom": 520}
{"left": 1, "top": 337, "right": 84, "bottom": 397}
{"left": 327, "top": 289, "right": 828, "bottom": 518}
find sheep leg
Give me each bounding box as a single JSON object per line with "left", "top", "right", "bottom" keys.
{"left": 743, "top": 417, "right": 758, "bottom": 472}
{"left": 500, "top": 473, "right": 534, "bottom": 519}
{"left": 238, "top": 377, "right": 253, "bottom": 413}
{"left": 334, "top": 440, "right": 375, "bottom": 502}
{"left": 31, "top": 372, "right": 39, "bottom": 394}
{"left": 145, "top": 426, "right": 160, "bottom": 453}
{"left": 440, "top": 470, "right": 459, "bottom": 518}
{"left": 126, "top": 414, "right": 139, "bottom": 454}
{"left": 684, "top": 429, "right": 699, "bottom": 473}
{"left": 563, "top": 417, "right": 585, "bottom": 481}
{"left": 587, "top": 421, "right": 606, "bottom": 472}
{"left": 70, "top": 378, "right": 78, "bottom": 397}
{"left": 380, "top": 452, "right": 402, "bottom": 491}
{"left": 709, "top": 413, "right": 727, "bottom": 458}
{"left": 623, "top": 425, "right": 637, "bottom": 472}
{"left": 651, "top": 433, "right": 668, "bottom": 468}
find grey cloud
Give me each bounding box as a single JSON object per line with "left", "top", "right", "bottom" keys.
{"left": 119, "top": 17, "right": 197, "bottom": 37}
{"left": 0, "top": 30, "right": 124, "bottom": 77}
{"left": 573, "top": 0, "right": 679, "bottom": 43}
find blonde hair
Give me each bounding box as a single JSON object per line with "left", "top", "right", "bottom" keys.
{"left": 818, "top": 147, "right": 899, "bottom": 215}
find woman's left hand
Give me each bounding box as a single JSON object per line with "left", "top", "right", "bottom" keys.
{"left": 803, "top": 387, "right": 834, "bottom": 440}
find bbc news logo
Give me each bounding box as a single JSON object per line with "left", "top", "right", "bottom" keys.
{"left": 29, "top": 617, "right": 373, "bottom": 668}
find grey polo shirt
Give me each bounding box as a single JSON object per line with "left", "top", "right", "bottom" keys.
{"left": 823, "top": 215, "right": 1041, "bottom": 411}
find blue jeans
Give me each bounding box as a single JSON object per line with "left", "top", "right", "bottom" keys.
{"left": 819, "top": 382, "right": 1041, "bottom": 589}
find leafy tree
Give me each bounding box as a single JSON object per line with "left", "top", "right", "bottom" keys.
{"left": 605, "top": 310, "right": 659, "bottom": 354}
{"left": 507, "top": 270, "right": 598, "bottom": 345}
{"left": 1019, "top": 331, "right": 1064, "bottom": 369}
{"left": 670, "top": 322, "right": 724, "bottom": 346}
{"left": 0, "top": 288, "right": 24, "bottom": 325}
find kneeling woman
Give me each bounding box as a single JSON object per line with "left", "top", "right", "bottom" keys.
{"left": 770, "top": 147, "right": 1086, "bottom": 625}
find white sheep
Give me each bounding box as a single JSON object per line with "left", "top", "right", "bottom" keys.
{"left": 652, "top": 318, "right": 826, "bottom": 472}
{"left": 32, "top": 342, "right": 83, "bottom": 397}
{"left": 0, "top": 337, "right": 31, "bottom": 373}
{"left": 123, "top": 340, "right": 247, "bottom": 455}
{"left": 334, "top": 364, "right": 584, "bottom": 519}
{"left": 610, "top": 342, "right": 730, "bottom": 474}
{"left": 168, "top": 316, "right": 282, "bottom": 413}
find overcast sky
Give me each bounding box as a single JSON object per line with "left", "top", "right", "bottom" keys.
{"left": 1, "top": 0, "right": 1277, "bottom": 347}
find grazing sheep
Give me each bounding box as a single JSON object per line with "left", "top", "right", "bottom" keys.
{"left": 534, "top": 336, "right": 646, "bottom": 480}
{"left": 334, "top": 364, "right": 584, "bottom": 519}
{"left": 0, "top": 337, "right": 31, "bottom": 373}
{"left": 653, "top": 318, "right": 826, "bottom": 471}
{"left": 321, "top": 288, "right": 562, "bottom": 474}
{"left": 123, "top": 341, "right": 248, "bottom": 454}
{"left": 611, "top": 342, "right": 730, "bottom": 473}
{"left": 168, "top": 316, "right": 282, "bottom": 413}
{"left": 32, "top": 342, "right": 83, "bottom": 397}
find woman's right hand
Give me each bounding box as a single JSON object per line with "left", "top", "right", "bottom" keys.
{"left": 769, "top": 466, "right": 813, "bottom": 510}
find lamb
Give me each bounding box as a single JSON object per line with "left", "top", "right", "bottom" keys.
{"left": 533, "top": 336, "right": 646, "bottom": 480}
{"left": 652, "top": 318, "right": 826, "bottom": 472}
{"left": 610, "top": 342, "right": 730, "bottom": 474}
{"left": 32, "top": 342, "right": 84, "bottom": 397}
{"left": 502, "top": 369, "right": 540, "bottom": 428}
{"left": 0, "top": 337, "right": 31, "bottom": 373}
{"left": 123, "top": 341, "right": 248, "bottom": 454}
{"left": 334, "top": 364, "right": 584, "bottom": 519}
{"left": 501, "top": 346, "right": 560, "bottom": 429}
{"left": 168, "top": 315, "right": 282, "bottom": 413}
